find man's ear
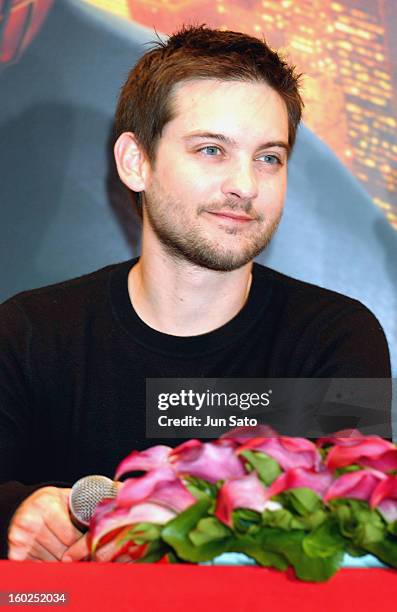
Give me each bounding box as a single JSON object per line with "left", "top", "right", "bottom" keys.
{"left": 114, "top": 132, "right": 149, "bottom": 192}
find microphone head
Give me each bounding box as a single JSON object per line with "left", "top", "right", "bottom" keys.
{"left": 69, "top": 475, "right": 119, "bottom": 528}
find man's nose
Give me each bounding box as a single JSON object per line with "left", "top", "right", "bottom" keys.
{"left": 221, "top": 159, "right": 258, "bottom": 201}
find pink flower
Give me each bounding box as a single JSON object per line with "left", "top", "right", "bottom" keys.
{"left": 115, "top": 445, "right": 172, "bottom": 480}
{"left": 215, "top": 472, "right": 280, "bottom": 527}
{"left": 90, "top": 469, "right": 196, "bottom": 552}
{"left": 117, "top": 467, "right": 196, "bottom": 513}
{"left": 316, "top": 430, "right": 365, "bottom": 447}
{"left": 324, "top": 469, "right": 387, "bottom": 503}
{"left": 325, "top": 437, "right": 397, "bottom": 472}
{"left": 170, "top": 439, "right": 246, "bottom": 483}
{"left": 266, "top": 467, "right": 334, "bottom": 499}
{"left": 370, "top": 475, "right": 397, "bottom": 522}
{"left": 90, "top": 500, "right": 177, "bottom": 552}
{"left": 115, "top": 440, "right": 246, "bottom": 484}
{"left": 220, "top": 425, "right": 278, "bottom": 445}
{"left": 237, "top": 436, "right": 321, "bottom": 472}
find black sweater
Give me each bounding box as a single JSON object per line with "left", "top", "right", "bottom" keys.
{"left": 0, "top": 259, "right": 391, "bottom": 557}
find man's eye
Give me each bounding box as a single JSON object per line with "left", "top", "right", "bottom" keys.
{"left": 199, "top": 146, "right": 222, "bottom": 156}
{"left": 258, "top": 154, "right": 281, "bottom": 165}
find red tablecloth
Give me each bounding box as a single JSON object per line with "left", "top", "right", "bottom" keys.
{"left": 0, "top": 561, "right": 396, "bottom": 611}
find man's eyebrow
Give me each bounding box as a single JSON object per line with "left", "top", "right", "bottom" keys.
{"left": 183, "top": 132, "right": 237, "bottom": 146}
{"left": 183, "top": 132, "right": 290, "bottom": 155}
{"left": 257, "top": 140, "right": 291, "bottom": 156}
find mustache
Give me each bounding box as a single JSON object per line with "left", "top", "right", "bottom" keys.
{"left": 197, "top": 199, "right": 264, "bottom": 222}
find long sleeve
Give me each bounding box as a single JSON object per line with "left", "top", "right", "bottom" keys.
{"left": 309, "top": 304, "right": 392, "bottom": 379}
{"left": 0, "top": 264, "right": 393, "bottom": 559}
{"left": 298, "top": 303, "right": 392, "bottom": 438}
{"left": 0, "top": 299, "right": 63, "bottom": 558}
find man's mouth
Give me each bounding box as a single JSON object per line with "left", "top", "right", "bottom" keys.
{"left": 205, "top": 210, "right": 254, "bottom": 223}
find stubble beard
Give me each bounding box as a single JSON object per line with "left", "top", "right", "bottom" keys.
{"left": 143, "top": 188, "right": 283, "bottom": 272}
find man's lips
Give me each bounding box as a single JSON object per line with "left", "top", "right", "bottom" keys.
{"left": 205, "top": 211, "right": 254, "bottom": 222}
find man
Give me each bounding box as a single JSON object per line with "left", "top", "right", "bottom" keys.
{"left": 0, "top": 25, "right": 390, "bottom": 562}
{"left": 1, "top": 0, "right": 395, "bottom": 367}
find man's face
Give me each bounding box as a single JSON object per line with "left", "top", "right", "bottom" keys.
{"left": 142, "top": 79, "right": 289, "bottom": 271}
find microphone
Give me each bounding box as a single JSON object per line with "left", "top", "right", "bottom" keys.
{"left": 69, "top": 475, "right": 119, "bottom": 529}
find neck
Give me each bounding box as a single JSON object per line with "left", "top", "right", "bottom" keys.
{"left": 128, "top": 245, "right": 253, "bottom": 337}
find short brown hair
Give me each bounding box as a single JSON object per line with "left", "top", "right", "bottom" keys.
{"left": 115, "top": 24, "right": 303, "bottom": 162}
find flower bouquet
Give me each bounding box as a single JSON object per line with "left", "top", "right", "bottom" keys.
{"left": 89, "top": 427, "right": 397, "bottom": 581}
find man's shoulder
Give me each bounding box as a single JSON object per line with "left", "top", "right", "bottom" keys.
{"left": 253, "top": 262, "right": 377, "bottom": 321}
{"left": 0, "top": 260, "right": 133, "bottom": 326}
{"left": 254, "top": 264, "right": 390, "bottom": 378}
{"left": 255, "top": 262, "right": 361, "bottom": 304}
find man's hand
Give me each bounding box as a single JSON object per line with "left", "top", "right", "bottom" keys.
{"left": 62, "top": 480, "right": 128, "bottom": 563}
{"left": 7, "top": 486, "right": 89, "bottom": 562}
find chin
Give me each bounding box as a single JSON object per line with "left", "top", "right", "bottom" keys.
{"left": 184, "top": 248, "right": 260, "bottom": 272}
{"left": 157, "top": 225, "right": 275, "bottom": 271}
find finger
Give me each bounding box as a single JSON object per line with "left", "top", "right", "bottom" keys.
{"left": 8, "top": 542, "right": 54, "bottom": 561}
{"left": 8, "top": 522, "right": 64, "bottom": 562}
{"left": 62, "top": 534, "right": 90, "bottom": 562}
{"left": 12, "top": 487, "right": 80, "bottom": 550}
{"left": 31, "top": 528, "right": 68, "bottom": 561}
{"left": 9, "top": 507, "right": 72, "bottom": 561}
{"left": 43, "top": 489, "right": 84, "bottom": 548}
{"left": 24, "top": 538, "right": 60, "bottom": 562}
{"left": 44, "top": 519, "right": 82, "bottom": 558}
{"left": 8, "top": 516, "right": 42, "bottom": 560}
{"left": 8, "top": 488, "right": 82, "bottom": 561}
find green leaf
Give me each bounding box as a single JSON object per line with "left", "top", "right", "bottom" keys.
{"left": 335, "top": 465, "right": 362, "bottom": 477}
{"left": 240, "top": 450, "right": 282, "bottom": 485}
{"left": 259, "top": 528, "right": 344, "bottom": 582}
{"left": 184, "top": 476, "right": 218, "bottom": 501}
{"left": 282, "top": 488, "right": 322, "bottom": 516}
{"left": 301, "top": 509, "right": 329, "bottom": 530}
{"left": 387, "top": 521, "right": 397, "bottom": 537}
{"left": 330, "top": 499, "right": 385, "bottom": 547}
{"left": 138, "top": 539, "right": 171, "bottom": 564}
{"left": 262, "top": 508, "right": 306, "bottom": 531}
{"left": 120, "top": 522, "right": 162, "bottom": 545}
{"left": 345, "top": 543, "right": 369, "bottom": 557}
{"left": 302, "top": 520, "right": 346, "bottom": 559}
{"left": 365, "top": 538, "right": 397, "bottom": 568}
{"left": 166, "top": 550, "right": 189, "bottom": 564}
{"left": 232, "top": 533, "right": 288, "bottom": 570}
{"left": 232, "top": 508, "right": 262, "bottom": 534}
{"left": 189, "top": 517, "right": 231, "bottom": 547}
{"left": 162, "top": 499, "right": 233, "bottom": 562}
{"left": 232, "top": 527, "right": 344, "bottom": 582}
{"left": 329, "top": 503, "right": 397, "bottom": 568}
{"left": 262, "top": 506, "right": 329, "bottom": 532}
